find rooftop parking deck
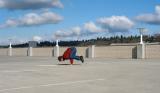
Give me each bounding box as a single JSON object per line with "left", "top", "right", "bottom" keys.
{"left": 0, "top": 57, "right": 159, "bottom": 93}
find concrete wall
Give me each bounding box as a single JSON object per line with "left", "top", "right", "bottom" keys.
{"left": 12, "top": 48, "right": 28, "bottom": 56}
{"left": 95, "top": 46, "right": 136, "bottom": 59}
{"left": 146, "top": 45, "right": 160, "bottom": 59}
{"left": 0, "top": 48, "right": 8, "bottom": 56}
{"left": 0, "top": 44, "right": 160, "bottom": 59}
{"left": 32, "top": 47, "right": 53, "bottom": 57}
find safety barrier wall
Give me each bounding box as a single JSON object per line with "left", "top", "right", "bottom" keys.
{"left": 146, "top": 45, "right": 160, "bottom": 59}
{"left": 0, "top": 45, "right": 159, "bottom": 59}
{"left": 94, "top": 46, "right": 136, "bottom": 59}
{"left": 32, "top": 47, "right": 53, "bottom": 57}
{"left": 12, "top": 48, "right": 28, "bottom": 56}
{"left": 0, "top": 48, "right": 8, "bottom": 56}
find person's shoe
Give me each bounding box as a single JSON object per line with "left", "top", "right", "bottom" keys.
{"left": 80, "top": 56, "right": 84, "bottom": 63}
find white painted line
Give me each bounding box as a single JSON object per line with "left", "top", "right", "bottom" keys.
{"left": 1, "top": 70, "right": 21, "bottom": 73}
{"left": 0, "top": 78, "right": 105, "bottom": 92}
{"left": 0, "top": 70, "right": 39, "bottom": 73}
{"left": 37, "top": 65, "right": 57, "bottom": 67}
{"left": 39, "top": 78, "right": 105, "bottom": 87}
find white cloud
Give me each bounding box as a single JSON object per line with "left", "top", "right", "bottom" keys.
{"left": 54, "top": 30, "right": 71, "bottom": 38}
{"left": 0, "top": 11, "right": 63, "bottom": 28}
{"left": 71, "top": 26, "right": 81, "bottom": 36}
{"left": 20, "top": 11, "right": 63, "bottom": 26}
{"left": 53, "top": 21, "right": 108, "bottom": 40}
{"left": 0, "top": 19, "right": 18, "bottom": 28}
{"left": 156, "top": 5, "right": 160, "bottom": 15}
{"left": 97, "top": 16, "right": 134, "bottom": 32}
{"left": 84, "top": 22, "right": 105, "bottom": 33}
{"left": 0, "top": 0, "right": 63, "bottom": 10}
{"left": 52, "top": 16, "right": 134, "bottom": 40}
{"left": 33, "top": 36, "right": 42, "bottom": 41}
{"left": 53, "top": 22, "right": 107, "bottom": 40}
{"left": 0, "top": 0, "right": 4, "bottom": 7}
{"left": 136, "top": 5, "right": 160, "bottom": 25}
{"left": 53, "top": 26, "right": 81, "bottom": 39}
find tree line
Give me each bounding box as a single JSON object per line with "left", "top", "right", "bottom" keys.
{"left": 0, "top": 34, "right": 160, "bottom": 48}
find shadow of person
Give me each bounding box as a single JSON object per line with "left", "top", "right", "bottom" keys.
{"left": 57, "top": 64, "right": 81, "bottom": 65}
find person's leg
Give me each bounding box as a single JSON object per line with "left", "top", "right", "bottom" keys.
{"left": 80, "top": 56, "right": 84, "bottom": 63}
{"left": 70, "top": 47, "right": 80, "bottom": 60}
{"left": 70, "top": 47, "right": 84, "bottom": 63}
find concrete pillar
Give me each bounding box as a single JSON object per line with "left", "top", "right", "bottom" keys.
{"left": 27, "top": 47, "right": 33, "bottom": 56}
{"left": 8, "top": 42, "right": 12, "bottom": 56}
{"left": 8, "top": 47, "right": 12, "bottom": 56}
{"left": 53, "top": 40, "right": 59, "bottom": 57}
{"left": 137, "top": 44, "right": 145, "bottom": 59}
{"left": 88, "top": 45, "right": 95, "bottom": 58}
{"left": 54, "top": 46, "right": 59, "bottom": 57}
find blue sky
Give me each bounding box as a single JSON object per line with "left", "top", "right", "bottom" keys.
{"left": 0, "top": 0, "right": 160, "bottom": 44}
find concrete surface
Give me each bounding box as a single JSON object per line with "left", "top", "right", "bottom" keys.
{"left": 0, "top": 57, "right": 159, "bottom": 93}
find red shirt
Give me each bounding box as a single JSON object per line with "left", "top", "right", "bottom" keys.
{"left": 62, "top": 48, "right": 74, "bottom": 64}
{"left": 63, "top": 48, "right": 71, "bottom": 59}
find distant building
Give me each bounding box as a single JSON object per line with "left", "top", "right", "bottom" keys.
{"left": 28, "top": 41, "right": 37, "bottom": 47}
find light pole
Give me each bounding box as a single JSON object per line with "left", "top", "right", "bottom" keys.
{"left": 9, "top": 39, "right": 12, "bottom": 48}
{"left": 56, "top": 39, "right": 59, "bottom": 47}
{"left": 53, "top": 39, "right": 59, "bottom": 57}
{"left": 137, "top": 28, "right": 147, "bottom": 59}
{"left": 8, "top": 38, "right": 12, "bottom": 56}
{"left": 137, "top": 28, "right": 145, "bottom": 44}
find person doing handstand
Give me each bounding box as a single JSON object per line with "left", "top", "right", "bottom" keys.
{"left": 58, "top": 47, "right": 84, "bottom": 64}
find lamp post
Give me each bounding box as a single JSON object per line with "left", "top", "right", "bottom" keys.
{"left": 137, "top": 28, "right": 145, "bottom": 44}
{"left": 9, "top": 39, "right": 12, "bottom": 48}
{"left": 8, "top": 39, "right": 12, "bottom": 56}
{"left": 56, "top": 39, "right": 59, "bottom": 47}
{"left": 137, "top": 28, "right": 147, "bottom": 59}
{"left": 53, "top": 39, "right": 59, "bottom": 57}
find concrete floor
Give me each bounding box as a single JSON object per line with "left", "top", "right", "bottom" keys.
{"left": 0, "top": 56, "right": 159, "bottom": 93}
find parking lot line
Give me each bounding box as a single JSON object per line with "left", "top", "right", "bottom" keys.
{"left": 0, "top": 70, "right": 39, "bottom": 73}
{"left": 0, "top": 78, "right": 105, "bottom": 92}
{"left": 37, "top": 65, "right": 57, "bottom": 67}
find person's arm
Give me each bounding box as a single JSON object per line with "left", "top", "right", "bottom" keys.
{"left": 70, "top": 59, "right": 74, "bottom": 64}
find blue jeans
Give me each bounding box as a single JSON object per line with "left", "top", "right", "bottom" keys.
{"left": 70, "top": 47, "right": 80, "bottom": 60}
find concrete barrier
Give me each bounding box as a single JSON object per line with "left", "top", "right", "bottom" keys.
{"left": 53, "top": 46, "right": 59, "bottom": 57}
{"left": 0, "top": 44, "right": 160, "bottom": 59}
{"left": 146, "top": 45, "right": 160, "bottom": 59}
{"left": 27, "top": 47, "right": 33, "bottom": 56}
{"left": 137, "top": 44, "right": 145, "bottom": 59}
{"left": 88, "top": 45, "right": 95, "bottom": 58}
{"left": 0, "top": 48, "right": 8, "bottom": 56}
{"left": 32, "top": 47, "right": 53, "bottom": 57}
{"left": 12, "top": 48, "right": 28, "bottom": 56}
{"left": 94, "top": 45, "right": 136, "bottom": 59}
